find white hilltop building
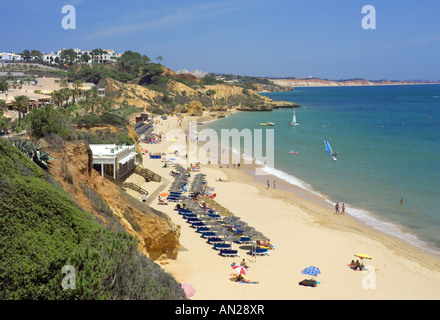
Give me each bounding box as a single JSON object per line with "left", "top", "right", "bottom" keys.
{"left": 89, "top": 144, "right": 137, "bottom": 180}
{"left": 0, "top": 52, "right": 23, "bottom": 61}
{"left": 176, "top": 69, "right": 208, "bottom": 78}
{"left": 42, "top": 48, "right": 122, "bottom": 65}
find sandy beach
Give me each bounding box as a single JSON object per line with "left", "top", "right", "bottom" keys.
{"left": 129, "top": 113, "right": 440, "bottom": 300}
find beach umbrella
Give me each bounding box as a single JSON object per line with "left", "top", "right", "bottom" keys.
{"left": 301, "top": 266, "right": 321, "bottom": 277}
{"left": 181, "top": 283, "right": 196, "bottom": 298}
{"left": 354, "top": 254, "right": 372, "bottom": 260}
{"left": 232, "top": 265, "right": 248, "bottom": 275}
{"left": 159, "top": 192, "right": 170, "bottom": 197}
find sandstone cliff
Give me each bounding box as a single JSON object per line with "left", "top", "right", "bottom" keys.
{"left": 45, "top": 140, "right": 180, "bottom": 261}
{"left": 101, "top": 77, "right": 298, "bottom": 114}
{"left": 267, "top": 77, "right": 437, "bottom": 88}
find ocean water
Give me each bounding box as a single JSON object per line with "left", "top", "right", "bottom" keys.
{"left": 205, "top": 85, "right": 440, "bottom": 256}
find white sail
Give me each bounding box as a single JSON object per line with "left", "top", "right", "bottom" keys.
{"left": 288, "top": 108, "right": 299, "bottom": 126}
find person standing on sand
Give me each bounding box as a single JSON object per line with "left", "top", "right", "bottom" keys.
{"left": 266, "top": 179, "right": 270, "bottom": 189}
{"left": 341, "top": 203, "right": 345, "bottom": 214}
{"left": 335, "top": 202, "right": 340, "bottom": 214}
{"left": 273, "top": 181, "right": 277, "bottom": 189}
{"left": 251, "top": 242, "right": 257, "bottom": 263}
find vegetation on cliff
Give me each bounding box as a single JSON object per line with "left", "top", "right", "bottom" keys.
{"left": 0, "top": 138, "right": 186, "bottom": 299}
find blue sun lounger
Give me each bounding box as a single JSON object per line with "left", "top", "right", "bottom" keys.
{"left": 201, "top": 231, "right": 216, "bottom": 238}
{"left": 178, "top": 209, "right": 192, "bottom": 215}
{"left": 214, "top": 243, "right": 231, "bottom": 250}
{"left": 237, "top": 237, "right": 253, "bottom": 244}
{"left": 196, "top": 227, "right": 210, "bottom": 233}
{"left": 250, "top": 248, "right": 269, "bottom": 256}
{"left": 191, "top": 222, "right": 206, "bottom": 228}
{"left": 207, "top": 237, "right": 224, "bottom": 244}
{"left": 220, "top": 249, "right": 240, "bottom": 257}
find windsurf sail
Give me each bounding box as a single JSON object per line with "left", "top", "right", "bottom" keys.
{"left": 324, "top": 138, "right": 336, "bottom": 160}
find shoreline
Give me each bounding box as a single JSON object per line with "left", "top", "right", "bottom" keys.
{"left": 197, "top": 118, "right": 440, "bottom": 263}
{"left": 134, "top": 112, "right": 440, "bottom": 300}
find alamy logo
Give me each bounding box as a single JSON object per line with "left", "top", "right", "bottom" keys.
{"left": 362, "top": 5, "right": 376, "bottom": 30}
{"left": 61, "top": 5, "right": 76, "bottom": 30}
{"left": 166, "top": 121, "right": 274, "bottom": 175}
{"left": 361, "top": 265, "right": 376, "bottom": 290}
{"left": 61, "top": 265, "right": 76, "bottom": 289}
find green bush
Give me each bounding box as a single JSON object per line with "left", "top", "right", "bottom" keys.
{"left": 0, "top": 138, "right": 186, "bottom": 300}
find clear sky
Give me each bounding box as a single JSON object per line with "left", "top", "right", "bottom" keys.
{"left": 1, "top": 0, "right": 440, "bottom": 80}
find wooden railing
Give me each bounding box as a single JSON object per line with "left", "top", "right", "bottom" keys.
{"left": 134, "top": 165, "right": 161, "bottom": 182}
{"left": 104, "top": 173, "right": 148, "bottom": 196}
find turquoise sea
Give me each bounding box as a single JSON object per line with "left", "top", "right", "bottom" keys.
{"left": 205, "top": 85, "right": 440, "bottom": 256}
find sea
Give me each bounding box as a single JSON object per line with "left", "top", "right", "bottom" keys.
{"left": 204, "top": 84, "right": 440, "bottom": 257}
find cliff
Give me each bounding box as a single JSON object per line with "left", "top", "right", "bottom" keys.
{"left": 267, "top": 77, "right": 439, "bottom": 88}
{"left": 101, "top": 77, "right": 298, "bottom": 114}
{"left": 45, "top": 140, "right": 181, "bottom": 261}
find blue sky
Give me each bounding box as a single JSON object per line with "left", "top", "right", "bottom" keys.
{"left": 1, "top": 0, "right": 440, "bottom": 80}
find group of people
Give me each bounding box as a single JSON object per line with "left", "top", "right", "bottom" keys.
{"left": 266, "top": 180, "right": 277, "bottom": 189}
{"left": 335, "top": 202, "right": 345, "bottom": 214}
{"left": 349, "top": 260, "right": 365, "bottom": 271}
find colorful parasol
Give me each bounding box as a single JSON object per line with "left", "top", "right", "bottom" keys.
{"left": 354, "top": 254, "right": 372, "bottom": 260}
{"left": 232, "top": 265, "right": 248, "bottom": 275}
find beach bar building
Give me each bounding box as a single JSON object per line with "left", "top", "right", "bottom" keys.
{"left": 90, "top": 144, "right": 137, "bottom": 180}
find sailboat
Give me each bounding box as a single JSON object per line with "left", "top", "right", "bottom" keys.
{"left": 324, "top": 138, "right": 337, "bottom": 161}
{"left": 288, "top": 108, "right": 299, "bottom": 126}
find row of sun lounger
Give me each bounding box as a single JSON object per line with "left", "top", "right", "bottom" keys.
{"left": 173, "top": 174, "right": 271, "bottom": 258}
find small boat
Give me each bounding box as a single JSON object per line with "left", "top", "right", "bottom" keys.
{"left": 288, "top": 108, "right": 299, "bottom": 126}
{"left": 324, "top": 138, "right": 337, "bottom": 161}
{"left": 260, "top": 122, "right": 275, "bottom": 126}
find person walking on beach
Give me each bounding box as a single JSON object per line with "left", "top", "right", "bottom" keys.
{"left": 273, "top": 180, "right": 277, "bottom": 189}
{"left": 341, "top": 203, "right": 345, "bottom": 214}
{"left": 266, "top": 179, "right": 270, "bottom": 189}
{"left": 335, "top": 202, "right": 340, "bottom": 214}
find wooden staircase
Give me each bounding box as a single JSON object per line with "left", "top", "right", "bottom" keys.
{"left": 104, "top": 173, "right": 149, "bottom": 196}
{"left": 134, "top": 165, "right": 161, "bottom": 182}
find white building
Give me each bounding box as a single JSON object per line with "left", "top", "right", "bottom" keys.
{"left": 89, "top": 144, "right": 137, "bottom": 179}
{"left": 41, "top": 48, "right": 121, "bottom": 65}
{"left": 0, "top": 52, "right": 23, "bottom": 61}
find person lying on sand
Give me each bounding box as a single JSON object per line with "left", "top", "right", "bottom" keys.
{"left": 230, "top": 274, "right": 259, "bottom": 284}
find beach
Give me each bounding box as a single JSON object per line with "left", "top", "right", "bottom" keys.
{"left": 130, "top": 113, "right": 440, "bottom": 300}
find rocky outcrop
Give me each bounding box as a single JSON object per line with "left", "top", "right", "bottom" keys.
{"left": 46, "top": 141, "right": 180, "bottom": 261}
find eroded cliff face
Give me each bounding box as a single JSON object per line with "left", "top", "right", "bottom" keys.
{"left": 46, "top": 141, "right": 180, "bottom": 261}
{"left": 268, "top": 78, "right": 430, "bottom": 87}
{"left": 101, "top": 77, "right": 298, "bottom": 113}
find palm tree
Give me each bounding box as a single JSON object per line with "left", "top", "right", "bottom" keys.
{"left": 72, "top": 80, "right": 83, "bottom": 104}
{"left": 60, "top": 87, "right": 71, "bottom": 108}
{"left": 0, "top": 100, "right": 10, "bottom": 135}
{"left": 88, "top": 86, "right": 100, "bottom": 114}
{"left": 51, "top": 90, "right": 64, "bottom": 108}
{"left": 13, "top": 95, "right": 30, "bottom": 127}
